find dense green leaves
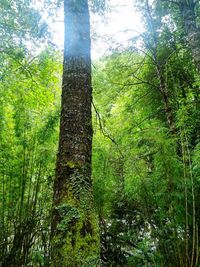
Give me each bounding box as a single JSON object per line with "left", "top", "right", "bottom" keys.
{"left": 0, "top": 48, "right": 61, "bottom": 266}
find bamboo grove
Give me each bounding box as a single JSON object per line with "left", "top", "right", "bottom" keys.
{"left": 0, "top": 0, "right": 200, "bottom": 266}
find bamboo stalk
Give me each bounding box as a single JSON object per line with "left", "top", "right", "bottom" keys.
{"left": 184, "top": 128, "right": 196, "bottom": 267}
{"left": 180, "top": 128, "right": 189, "bottom": 267}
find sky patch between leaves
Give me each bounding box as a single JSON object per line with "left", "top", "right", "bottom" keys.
{"left": 50, "top": 0, "right": 143, "bottom": 59}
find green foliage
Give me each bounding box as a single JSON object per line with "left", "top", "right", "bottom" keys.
{"left": 56, "top": 204, "right": 80, "bottom": 232}
{"left": 92, "top": 28, "right": 200, "bottom": 263}
{"left": 0, "top": 46, "right": 61, "bottom": 266}
{"left": 90, "top": 0, "right": 108, "bottom": 13}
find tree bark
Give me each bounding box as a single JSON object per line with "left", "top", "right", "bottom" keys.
{"left": 179, "top": 0, "right": 200, "bottom": 72}
{"left": 51, "top": 0, "right": 100, "bottom": 266}
{"left": 145, "top": 0, "right": 176, "bottom": 134}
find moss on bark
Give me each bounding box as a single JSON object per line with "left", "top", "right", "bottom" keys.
{"left": 50, "top": 0, "right": 100, "bottom": 265}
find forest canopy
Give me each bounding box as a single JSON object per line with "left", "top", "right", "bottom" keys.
{"left": 0, "top": 0, "right": 200, "bottom": 266}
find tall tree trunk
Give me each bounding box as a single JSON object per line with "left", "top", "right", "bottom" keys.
{"left": 145, "top": 0, "right": 176, "bottom": 134}
{"left": 51, "top": 0, "right": 100, "bottom": 266}
{"left": 179, "top": 0, "right": 200, "bottom": 72}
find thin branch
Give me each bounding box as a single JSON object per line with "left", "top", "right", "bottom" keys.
{"left": 92, "top": 100, "right": 124, "bottom": 158}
